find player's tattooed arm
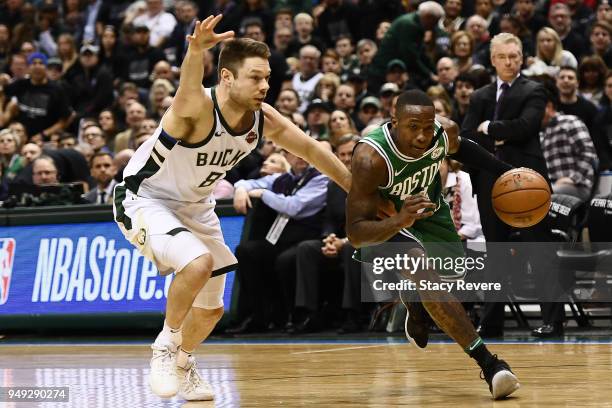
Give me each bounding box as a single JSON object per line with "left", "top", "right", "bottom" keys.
{"left": 346, "top": 144, "right": 435, "bottom": 248}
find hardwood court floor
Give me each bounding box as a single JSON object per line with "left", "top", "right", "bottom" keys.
{"left": 1, "top": 341, "right": 611, "bottom": 407}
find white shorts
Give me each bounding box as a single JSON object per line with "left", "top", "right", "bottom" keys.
{"left": 113, "top": 186, "right": 237, "bottom": 309}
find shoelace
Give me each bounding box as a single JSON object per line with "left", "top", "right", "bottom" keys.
{"left": 183, "top": 361, "right": 204, "bottom": 392}
{"left": 479, "top": 354, "right": 499, "bottom": 381}
{"left": 151, "top": 346, "right": 175, "bottom": 373}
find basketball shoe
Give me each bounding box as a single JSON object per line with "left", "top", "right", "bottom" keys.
{"left": 399, "top": 290, "right": 430, "bottom": 349}
{"left": 481, "top": 355, "right": 520, "bottom": 399}
{"left": 149, "top": 342, "right": 179, "bottom": 398}
{"left": 177, "top": 356, "right": 214, "bottom": 401}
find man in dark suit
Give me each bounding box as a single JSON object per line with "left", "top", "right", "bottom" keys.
{"left": 461, "top": 33, "right": 556, "bottom": 338}
{"left": 291, "top": 136, "right": 362, "bottom": 334}
{"left": 85, "top": 152, "right": 117, "bottom": 204}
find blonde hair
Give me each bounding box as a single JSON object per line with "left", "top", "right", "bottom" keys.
{"left": 490, "top": 32, "right": 523, "bottom": 55}
{"left": 536, "top": 27, "right": 563, "bottom": 66}
{"left": 0, "top": 128, "right": 21, "bottom": 151}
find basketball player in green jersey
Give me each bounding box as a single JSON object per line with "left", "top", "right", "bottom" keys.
{"left": 347, "top": 90, "right": 520, "bottom": 399}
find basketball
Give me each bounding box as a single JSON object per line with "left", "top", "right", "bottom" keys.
{"left": 492, "top": 168, "right": 551, "bottom": 228}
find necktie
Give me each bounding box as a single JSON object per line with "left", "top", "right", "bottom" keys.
{"left": 493, "top": 82, "right": 509, "bottom": 121}
{"left": 99, "top": 191, "right": 106, "bottom": 204}
{"left": 451, "top": 176, "right": 462, "bottom": 232}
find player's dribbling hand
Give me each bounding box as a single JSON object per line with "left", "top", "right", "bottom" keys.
{"left": 396, "top": 195, "right": 436, "bottom": 228}
{"left": 186, "top": 14, "right": 235, "bottom": 53}
{"left": 233, "top": 187, "right": 252, "bottom": 215}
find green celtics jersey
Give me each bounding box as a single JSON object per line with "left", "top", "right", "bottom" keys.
{"left": 360, "top": 120, "right": 448, "bottom": 213}
{"left": 357, "top": 121, "right": 464, "bottom": 276}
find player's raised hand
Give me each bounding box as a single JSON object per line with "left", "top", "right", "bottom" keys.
{"left": 186, "top": 14, "right": 234, "bottom": 53}
{"left": 396, "top": 194, "right": 436, "bottom": 228}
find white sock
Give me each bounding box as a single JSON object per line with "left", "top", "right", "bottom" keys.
{"left": 154, "top": 320, "right": 182, "bottom": 350}
{"left": 176, "top": 348, "right": 192, "bottom": 369}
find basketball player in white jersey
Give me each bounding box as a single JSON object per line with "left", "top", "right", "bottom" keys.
{"left": 113, "top": 15, "right": 351, "bottom": 401}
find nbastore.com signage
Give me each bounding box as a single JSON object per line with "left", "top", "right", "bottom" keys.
{"left": 0, "top": 218, "right": 243, "bottom": 315}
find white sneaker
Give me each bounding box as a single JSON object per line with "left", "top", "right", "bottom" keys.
{"left": 149, "top": 343, "right": 179, "bottom": 398}
{"left": 177, "top": 356, "right": 214, "bottom": 401}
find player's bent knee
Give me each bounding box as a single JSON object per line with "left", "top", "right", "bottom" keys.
{"left": 192, "top": 274, "right": 226, "bottom": 309}
{"left": 181, "top": 254, "right": 214, "bottom": 286}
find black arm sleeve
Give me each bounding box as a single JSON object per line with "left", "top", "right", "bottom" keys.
{"left": 449, "top": 137, "right": 513, "bottom": 177}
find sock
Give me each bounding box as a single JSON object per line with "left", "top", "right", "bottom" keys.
{"left": 466, "top": 337, "right": 495, "bottom": 369}
{"left": 154, "top": 320, "right": 183, "bottom": 350}
{"left": 176, "top": 348, "right": 192, "bottom": 369}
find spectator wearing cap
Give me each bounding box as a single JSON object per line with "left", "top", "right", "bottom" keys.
{"left": 327, "top": 109, "right": 358, "bottom": 146}
{"left": 165, "top": 0, "right": 198, "bottom": 66}
{"left": 355, "top": 96, "right": 382, "bottom": 132}
{"left": 368, "top": 1, "right": 444, "bottom": 92}
{"left": 305, "top": 99, "right": 332, "bottom": 141}
{"left": 436, "top": 57, "right": 458, "bottom": 96}
{"left": 385, "top": 59, "right": 410, "bottom": 90}
{"left": 120, "top": 23, "right": 166, "bottom": 90}
{"left": 548, "top": 3, "right": 588, "bottom": 61}
{"left": 132, "top": 0, "right": 176, "bottom": 48}
{"left": 64, "top": 44, "right": 114, "bottom": 120}
{"left": 292, "top": 45, "right": 324, "bottom": 114}
{"left": 346, "top": 72, "right": 371, "bottom": 110}
{"left": 0, "top": 53, "right": 72, "bottom": 142}
{"left": 46, "top": 57, "right": 63, "bottom": 81}
{"left": 379, "top": 82, "right": 400, "bottom": 120}
{"left": 241, "top": 18, "right": 288, "bottom": 106}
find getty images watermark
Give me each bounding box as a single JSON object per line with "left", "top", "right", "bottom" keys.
{"left": 360, "top": 242, "right": 612, "bottom": 303}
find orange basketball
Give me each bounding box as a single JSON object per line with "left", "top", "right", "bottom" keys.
{"left": 491, "top": 168, "right": 551, "bottom": 228}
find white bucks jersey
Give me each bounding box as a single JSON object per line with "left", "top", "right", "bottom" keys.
{"left": 120, "top": 87, "right": 263, "bottom": 202}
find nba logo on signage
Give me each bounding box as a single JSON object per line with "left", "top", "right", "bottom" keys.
{"left": 0, "top": 238, "right": 16, "bottom": 305}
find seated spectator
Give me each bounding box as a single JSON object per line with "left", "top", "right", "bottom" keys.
{"left": 328, "top": 109, "right": 358, "bottom": 147}
{"left": 120, "top": 24, "right": 165, "bottom": 91}
{"left": 379, "top": 82, "right": 400, "bottom": 120}
{"left": 451, "top": 72, "right": 477, "bottom": 125}
{"left": 275, "top": 88, "right": 300, "bottom": 116}
{"left": 229, "top": 151, "right": 329, "bottom": 333}
{"left": 450, "top": 31, "right": 476, "bottom": 74}
{"left": 313, "top": 73, "right": 340, "bottom": 104}
{"left": 58, "top": 133, "right": 77, "bottom": 149}
{"left": 114, "top": 102, "right": 147, "bottom": 153}
{"left": 131, "top": 0, "right": 177, "bottom": 48}
{"left": 148, "top": 79, "right": 175, "bottom": 121}
{"left": 292, "top": 45, "right": 324, "bottom": 113}
{"left": 84, "top": 152, "right": 117, "bottom": 204}
{"left": 57, "top": 33, "right": 78, "bottom": 74}
{"left": 0, "top": 128, "right": 24, "bottom": 180}
{"left": 287, "top": 12, "right": 325, "bottom": 58}
{"left": 332, "top": 83, "right": 357, "bottom": 113}
{"left": 433, "top": 97, "right": 453, "bottom": 118}
{"left": 320, "top": 49, "right": 343, "bottom": 76}
{"left": 113, "top": 149, "right": 135, "bottom": 183}
{"left": 290, "top": 135, "right": 361, "bottom": 334}
{"left": 556, "top": 66, "right": 598, "bottom": 132}
{"left": 540, "top": 83, "right": 598, "bottom": 201}
{"left": 98, "top": 109, "right": 120, "bottom": 151}
{"left": 548, "top": 3, "right": 587, "bottom": 60}
{"left": 8, "top": 122, "right": 27, "bottom": 147}
{"left": 385, "top": 59, "right": 410, "bottom": 90}
{"left": 436, "top": 57, "right": 459, "bottom": 96}
{"left": 1, "top": 52, "right": 72, "bottom": 141}
{"left": 83, "top": 124, "right": 112, "bottom": 154}
{"left": 335, "top": 35, "right": 360, "bottom": 82}
{"left": 592, "top": 71, "right": 612, "bottom": 170}
{"left": 578, "top": 55, "right": 608, "bottom": 105}
{"left": 355, "top": 96, "right": 382, "bottom": 132}
{"left": 259, "top": 152, "right": 291, "bottom": 177}
{"left": 32, "top": 155, "right": 59, "bottom": 186}
{"left": 439, "top": 0, "right": 465, "bottom": 34}
{"left": 21, "top": 143, "right": 41, "bottom": 166}
{"left": 589, "top": 21, "right": 612, "bottom": 67}
{"left": 304, "top": 99, "right": 331, "bottom": 141}
{"left": 465, "top": 15, "right": 491, "bottom": 67}
{"left": 526, "top": 27, "right": 578, "bottom": 73}
{"left": 440, "top": 158, "right": 485, "bottom": 243}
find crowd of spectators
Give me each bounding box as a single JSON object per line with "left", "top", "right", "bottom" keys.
{"left": 0, "top": 0, "right": 611, "bottom": 333}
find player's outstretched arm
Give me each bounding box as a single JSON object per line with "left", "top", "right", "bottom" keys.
{"left": 262, "top": 103, "right": 351, "bottom": 192}
{"left": 441, "top": 115, "right": 513, "bottom": 177}
{"left": 346, "top": 143, "right": 435, "bottom": 248}
{"left": 163, "top": 15, "right": 234, "bottom": 136}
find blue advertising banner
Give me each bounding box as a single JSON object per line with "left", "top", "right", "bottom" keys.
{"left": 0, "top": 217, "right": 244, "bottom": 315}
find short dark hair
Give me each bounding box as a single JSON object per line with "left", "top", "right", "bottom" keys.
{"left": 455, "top": 72, "right": 477, "bottom": 88}
{"left": 558, "top": 65, "right": 578, "bottom": 76}
{"left": 540, "top": 78, "right": 560, "bottom": 109}
{"left": 395, "top": 90, "right": 434, "bottom": 115}
{"left": 218, "top": 38, "right": 271, "bottom": 78}
{"left": 90, "top": 151, "right": 113, "bottom": 168}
